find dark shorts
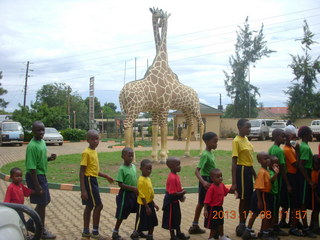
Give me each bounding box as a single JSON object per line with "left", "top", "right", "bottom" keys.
{"left": 236, "top": 165, "right": 254, "bottom": 200}
{"left": 278, "top": 176, "right": 288, "bottom": 208}
{"left": 298, "top": 169, "right": 312, "bottom": 209}
{"left": 82, "top": 176, "right": 102, "bottom": 207}
{"left": 26, "top": 173, "right": 51, "bottom": 205}
{"left": 198, "top": 176, "right": 213, "bottom": 204}
{"left": 115, "top": 190, "right": 137, "bottom": 220}
{"left": 287, "top": 173, "right": 299, "bottom": 209}
{"left": 204, "top": 206, "right": 224, "bottom": 230}
{"left": 162, "top": 193, "right": 181, "bottom": 230}
{"left": 134, "top": 202, "right": 158, "bottom": 231}
{"left": 250, "top": 191, "right": 272, "bottom": 216}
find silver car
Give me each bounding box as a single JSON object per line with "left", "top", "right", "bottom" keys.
{"left": 43, "top": 127, "right": 63, "bottom": 146}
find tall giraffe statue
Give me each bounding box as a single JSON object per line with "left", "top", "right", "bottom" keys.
{"left": 119, "top": 8, "right": 204, "bottom": 162}
{"left": 149, "top": 8, "right": 204, "bottom": 157}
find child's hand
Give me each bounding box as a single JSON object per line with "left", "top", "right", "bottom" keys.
{"left": 146, "top": 205, "right": 152, "bottom": 216}
{"left": 154, "top": 203, "right": 159, "bottom": 211}
{"left": 180, "top": 195, "right": 186, "bottom": 202}
{"left": 204, "top": 210, "right": 208, "bottom": 218}
{"left": 81, "top": 191, "right": 88, "bottom": 201}
{"left": 203, "top": 181, "right": 211, "bottom": 190}
{"left": 272, "top": 164, "right": 279, "bottom": 174}
{"left": 234, "top": 190, "right": 239, "bottom": 199}
{"left": 133, "top": 188, "right": 139, "bottom": 195}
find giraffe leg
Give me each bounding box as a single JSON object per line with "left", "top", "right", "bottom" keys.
{"left": 151, "top": 125, "right": 159, "bottom": 162}
{"left": 199, "top": 124, "right": 204, "bottom": 153}
{"left": 124, "top": 128, "right": 131, "bottom": 148}
{"left": 184, "top": 124, "right": 192, "bottom": 157}
{"left": 159, "top": 125, "right": 168, "bottom": 163}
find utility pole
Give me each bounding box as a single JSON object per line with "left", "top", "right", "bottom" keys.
{"left": 23, "top": 61, "right": 32, "bottom": 107}
{"left": 67, "top": 86, "right": 71, "bottom": 128}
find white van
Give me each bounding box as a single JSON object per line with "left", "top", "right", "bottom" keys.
{"left": 0, "top": 121, "right": 24, "bottom": 146}
{"left": 248, "top": 119, "right": 274, "bottom": 141}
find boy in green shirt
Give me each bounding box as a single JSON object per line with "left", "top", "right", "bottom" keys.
{"left": 189, "top": 132, "right": 218, "bottom": 235}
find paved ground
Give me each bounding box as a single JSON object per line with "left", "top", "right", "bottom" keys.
{"left": 0, "top": 138, "right": 319, "bottom": 240}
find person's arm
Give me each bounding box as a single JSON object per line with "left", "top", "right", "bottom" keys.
{"left": 203, "top": 203, "right": 209, "bottom": 218}
{"left": 29, "top": 169, "right": 42, "bottom": 195}
{"left": 230, "top": 156, "right": 238, "bottom": 192}
{"left": 98, "top": 172, "right": 114, "bottom": 183}
{"left": 4, "top": 186, "right": 13, "bottom": 203}
{"left": 195, "top": 167, "right": 210, "bottom": 190}
{"left": 118, "top": 182, "right": 138, "bottom": 195}
{"left": 251, "top": 166, "right": 257, "bottom": 180}
{"left": 256, "top": 189, "right": 263, "bottom": 210}
{"left": 79, "top": 166, "right": 88, "bottom": 201}
{"left": 153, "top": 200, "right": 159, "bottom": 211}
{"left": 270, "top": 164, "right": 279, "bottom": 183}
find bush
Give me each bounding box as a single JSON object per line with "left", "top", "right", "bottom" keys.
{"left": 24, "top": 130, "right": 33, "bottom": 142}
{"left": 60, "top": 128, "right": 86, "bottom": 141}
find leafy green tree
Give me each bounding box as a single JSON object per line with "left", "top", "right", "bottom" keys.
{"left": 0, "top": 71, "right": 9, "bottom": 110}
{"left": 286, "top": 20, "right": 320, "bottom": 120}
{"left": 224, "top": 17, "right": 274, "bottom": 118}
{"left": 36, "top": 83, "right": 69, "bottom": 108}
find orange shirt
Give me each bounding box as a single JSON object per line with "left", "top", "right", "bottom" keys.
{"left": 284, "top": 145, "right": 297, "bottom": 174}
{"left": 254, "top": 168, "right": 271, "bottom": 193}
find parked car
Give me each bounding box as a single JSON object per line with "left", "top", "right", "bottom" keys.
{"left": 248, "top": 119, "right": 274, "bottom": 141}
{"left": 43, "top": 127, "right": 63, "bottom": 146}
{"left": 0, "top": 202, "right": 42, "bottom": 240}
{"left": 310, "top": 120, "right": 320, "bottom": 141}
{"left": 269, "top": 121, "right": 287, "bottom": 140}
{"left": 0, "top": 121, "right": 24, "bottom": 146}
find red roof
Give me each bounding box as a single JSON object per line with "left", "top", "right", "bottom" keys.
{"left": 259, "top": 107, "right": 288, "bottom": 114}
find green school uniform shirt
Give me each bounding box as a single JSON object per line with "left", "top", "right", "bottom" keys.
{"left": 269, "top": 170, "right": 278, "bottom": 195}
{"left": 25, "top": 138, "right": 48, "bottom": 175}
{"left": 116, "top": 164, "right": 137, "bottom": 190}
{"left": 300, "top": 142, "right": 313, "bottom": 169}
{"left": 268, "top": 145, "right": 285, "bottom": 165}
{"left": 197, "top": 150, "right": 216, "bottom": 176}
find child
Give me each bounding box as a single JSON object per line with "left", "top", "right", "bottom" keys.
{"left": 80, "top": 129, "right": 114, "bottom": 240}
{"left": 131, "top": 159, "right": 159, "bottom": 240}
{"left": 4, "top": 167, "right": 34, "bottom": 204}
{"left": 230, "top": 119, "right": 256, "bottom": 237}
{"left": 4, "top": 167, "right": 34, "bottom": 224}
{"left": 244, "top": 152, "right": 278, "bottom": 240}
{"left": 189, "top": 132, "right": 218, "bottom": 234}
{"left": 203, "top": 168, "right": 234, "bottom": 240}
{"left": 268, "top": 128, "right": 289, "bottom": 236}
{"left": 112, "top": 147, "right": 138, "bottom": 240}
{"left": 283, "top": 126, "right": 303, "bottom": 236}
{"left": 25, "top": 121, "right": 57, "bottom": 239}
{"left": 297, "top": 126, "right": 317, "bottom": 237}
{"left": 310, "top": 154, "right": 320, "bottom": 234}
{"left": 162, "top": 157, "right": 190, "bottom": 240}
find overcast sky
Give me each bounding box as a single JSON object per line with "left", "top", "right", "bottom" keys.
{"left": 1, "top": 0, "right": 320, "bottom": 112}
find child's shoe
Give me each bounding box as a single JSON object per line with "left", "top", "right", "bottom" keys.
{"left": 176, "top": 232, "right": 190, "bottom": 240}
{"left": 91, "top": 233, "right": 107, "bottom": 240}
{"left": 112, "top": 231, "right": 123, "bottom": 240}
{"left": 41, "top": 229, "right": 56, "bottom": 239}
{"left": 81, "top": 232, "right": 91, "bottom": 240}
{"left": 289, "top": 227, "right": 303, "bottom": 236}
{"left": 130, "top": 231, "right": 140, "bottom": 240}
{"left": 219, "top": 235, "right": 231, "bottom": 240}
{"left": 188, "top": 224, "right": 205, "bottom": 234}
{"left": 146, "top": 234, "right": 154, "bottom": 240}
{"left": 236, "top": 224, "right": 246, "bottom": 237}
{"left": 302, "top": 228, "right": 317, "bottom": 238}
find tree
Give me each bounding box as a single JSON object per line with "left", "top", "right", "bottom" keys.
{"left": 286, "top": 20, "right": 320, "bottom": 120}
{"left": 0, "top": 71, "right": 9, "bottom": 110}
{"left": 224, "top": 17, "right": 274, "bottom": 118}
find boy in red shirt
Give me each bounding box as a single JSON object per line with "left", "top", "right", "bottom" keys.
{"left": 4, "top": 167, "right": 34, "bottom": 204}
{"left": 203, "top": 168, "right": 234, "bottom": 240}
{"left": 162, "top": 157, "right": 190, "bottom": 240}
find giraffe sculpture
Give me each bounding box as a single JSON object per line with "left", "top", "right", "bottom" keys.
{"left": 119, "top": 8, "right": 204, "bottom": 162}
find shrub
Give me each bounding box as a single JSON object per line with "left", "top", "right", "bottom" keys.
{"left": 60, "top": 128, "right": 86, "bottom": 141}
{"left": 24, "top": 130, "right": 33, "bottom": 142}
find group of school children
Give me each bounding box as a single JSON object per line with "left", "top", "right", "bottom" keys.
{"left": 3, "top": 119, "right": 320, "bottom": 240}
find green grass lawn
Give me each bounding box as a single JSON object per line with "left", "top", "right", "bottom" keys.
{"left": 0, "top": 150, "right": 259, "bottom": 188}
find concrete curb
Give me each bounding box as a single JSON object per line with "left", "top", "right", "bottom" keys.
{"left": 0, "top": 172, "right": 207, "bottom": 194}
